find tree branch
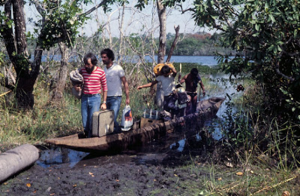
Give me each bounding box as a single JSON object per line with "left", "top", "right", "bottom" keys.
{"left": 29, "top": 0, "right": 46, "bottom": 16}
{"left": 176, "top": 3, "right": 195, "bottom": 13}
{"left": 275, "top": 61, "right": 295, "bottom": 82}
{"left": 166, "top": 25, "right": 180, "bottom": 63}
{"left": 124, "top": 37, "right": 155, "bottom": 81}
{"left": 77, "top": 0, "right": 109, "bottom": 18}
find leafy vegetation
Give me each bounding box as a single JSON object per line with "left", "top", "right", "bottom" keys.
{"left": 0, "top": 62, "right": 213, "bottom": 151}
{"left": 166, "top": 32, "right": 236, "bottom": 56}
{"left": 1, "top": 0, "right": 300, "bottom": 194}
{"left": 172, "top": 0, "right": 300, "bottom": 124}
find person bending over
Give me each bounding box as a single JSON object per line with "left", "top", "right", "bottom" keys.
{"left": 137, "top": 65, "right": 177, "bottom": 116}
{"left": 180, "top": 68, "right": 205, "bottom": 114}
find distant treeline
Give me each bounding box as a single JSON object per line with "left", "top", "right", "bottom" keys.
{"left": 26, "top": 32, "right": 235, "bottom": 58}
{"left": 172, "top": 62, "right": 220, "bottom": 75}
{"left": 166, "top": 32, "right": 236, "bottom": 56}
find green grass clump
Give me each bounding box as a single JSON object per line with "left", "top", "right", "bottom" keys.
{"left": 0, "top": 80, "right": 82, "bottom": 152}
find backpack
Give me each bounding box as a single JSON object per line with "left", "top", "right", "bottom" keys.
{"left": 177, "top": 91, "right": 189, "bottom": 104}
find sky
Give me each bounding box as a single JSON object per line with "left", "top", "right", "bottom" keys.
{"left": 82, "top": 0, "right": 215, "bottom": 38}
{"left": 25, "top": 0, "right": 215, "bottom": 38}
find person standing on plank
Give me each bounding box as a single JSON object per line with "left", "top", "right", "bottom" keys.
{"left": 180, "top": 68, "right": 205, "bottom": 114}
{"left": 101, "top": 48, "right": 130, "bottom": 132}
{"left": 74, "top": 52, "right": 108, "bottom": 138}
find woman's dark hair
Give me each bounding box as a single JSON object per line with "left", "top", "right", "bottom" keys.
{"left": 190, "top": 68, "right": 198, "bottom": 77}
{"left": 83, "top": 52, "right": 98, "bottom": 66}
{"left": 161, "top": 65, "right": 171, "bottom": 75}
{"left": 101, "top": 48, "right": 115, "bottom": 61}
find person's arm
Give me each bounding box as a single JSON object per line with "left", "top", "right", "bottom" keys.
{"left": 137, "top": 81, "right": 158, "bottom": 90}
{"left": 121, "top": 76, "right": 130, "bottom": 105}
{"left": 170, "top": 66, "right": 177, "bottom": 77}
{"left": 199, "top": 80, "right": 206, "bottom": 96}
{"left": 180, "top": 74, "right": 188, "bottom": 84}
{"left": 101, "top": 91, "right": 107, "bottom": 110}
{"left": 73, "top": 68, "right": 83, "bottom": 91}
{"left": 100, "top": 71, "right": 108, "bottom": 109}
{"left": 74, "top": 84, "right": 82, "bottom": 92}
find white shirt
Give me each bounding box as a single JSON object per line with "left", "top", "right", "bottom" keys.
{"left": 156, "top": 75, "right": 176, "bottom": 96}
{"left": 104, "top": 63, "right": 125, "bottom": 96}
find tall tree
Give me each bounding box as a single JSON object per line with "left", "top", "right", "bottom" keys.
{"left": 52, "top": 42, "right": 68, "bottom": 101}
{"left": 0, "top": 0, "right": 117, "bottom": 108}
{"left": 156, "top": 0, "right": 167, "bottom": 64}
{"left": 164, "top": 0, "right": 300, "bottom": 122}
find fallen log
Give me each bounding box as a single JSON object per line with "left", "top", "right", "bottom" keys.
{"left": 0, "top": 144, "right": 39, "bottom": 182}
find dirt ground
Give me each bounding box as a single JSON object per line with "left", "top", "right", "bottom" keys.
{"left": 2, "top": 131, "right": 300, "bottom": 196}
{"left": 0, "top": 154, "right": 211, "bottom": 196}
{"left": 0, "top": 127, "right": 220, "bottom": 196}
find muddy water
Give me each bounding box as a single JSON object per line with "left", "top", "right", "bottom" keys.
{"left": 37, "top": 127, "right": 188, "bottom": 169}
{"left": 37, "top": 74, "right": 242, "bottom": 169}
{"left": 203, "top": 74, "right": 244, "bottom": 140}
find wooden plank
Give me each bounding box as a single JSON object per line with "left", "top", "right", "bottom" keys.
{"left": 140, "top": 117, "right": 163, "bottom": 128}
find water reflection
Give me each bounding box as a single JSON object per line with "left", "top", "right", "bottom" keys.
{"left": 202, "top": 73, "right": 244, "bottom": 141}
{"left": 169, "top": 139, "right": 186, "bottom": 152}
{"left": 37, "top": 147, "right": 89, "bottom": 168}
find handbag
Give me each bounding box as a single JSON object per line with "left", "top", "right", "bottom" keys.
{"left": 121, "top": 105, "right": 133, "bottom": 131}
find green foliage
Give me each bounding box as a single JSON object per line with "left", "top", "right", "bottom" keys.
{"left": 164, "top": 0, "right": 300, "bottom": 123}
{"left": 221, "top": 99, "right": 253, "bottom": 150}
{"left": 166, "top": 32, "right": 235, "bottom": 56}
{"left": 35, "top": 0, "right": 92, "bottom": 50}
{"left": 173, "top": 62, "right": 220, "bottom": 75}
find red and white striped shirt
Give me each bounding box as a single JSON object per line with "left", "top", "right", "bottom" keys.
{"left": 80, "top": 67, "right": 108, "bottom": 94}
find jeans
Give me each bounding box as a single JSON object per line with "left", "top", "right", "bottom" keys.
{"left": 107, "top": 96, "right": 122, "bottom": 130}
{"left": 81, "top": 94, "right": 101, "bottom": 137}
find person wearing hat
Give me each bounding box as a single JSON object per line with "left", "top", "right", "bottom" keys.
{"left": 137, "top": 65, "right": 177, "bottom": 116}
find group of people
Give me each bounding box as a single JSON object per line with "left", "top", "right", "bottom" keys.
{"left": 137, "top": 65, "right": 205, "bottom": 117}
{"left": 73, "top": 48, "right": 205, "bottom": 138}
{"left": 74, "top": 49, "right": 129, "bottom": 138}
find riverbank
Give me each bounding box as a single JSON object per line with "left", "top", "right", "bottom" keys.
{"left": 1, "top": 67, "right": 299, "bottom": 195}
{"left": 1, "top": 135, "right": 299, "bottom": 195}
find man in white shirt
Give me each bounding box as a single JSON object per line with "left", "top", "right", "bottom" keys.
{"left": 101, "top": 48, "right": 130, "bottom": 131}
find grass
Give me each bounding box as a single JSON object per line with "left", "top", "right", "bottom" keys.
{"left": 1, "top": 65, "right": 300, "bottom": 195}
{"left": 0, "top": 81, "right": 83, "bottom": 152}
{"left": 1, "top": 64, "right": 216, "bottom": 152}
{"left": 200, "top": 164, "right": 300, "bottom": 195}
{"left": 149, "top": 155, "right": 300, "bottom": 195}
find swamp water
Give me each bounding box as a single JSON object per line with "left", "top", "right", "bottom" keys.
{"left": 37, "top": 74, "right": 244, "bottom": 169}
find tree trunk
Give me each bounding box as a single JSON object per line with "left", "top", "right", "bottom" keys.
{"left": 52, "top": 42, "right": 68, "bottom": 101}
{"left": 157, "top": 0, "right": 166, "bottom": 64}
{"left": 155, "top": 0, "right": 167, "bottom": 109}
{"left": 0, "top": 0, "right": 42, "bottom": 109}
{"left": 166, "top": 25, "right": 180, "bottom": 62}
{"left": 117, "top": 4, "right": 125, "bottom": 64}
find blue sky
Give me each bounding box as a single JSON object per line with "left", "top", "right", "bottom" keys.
{"left": 25, "top": 0, "right": 215, "bottom": 38}
{"left": 82, "top": 0, "right": 215, "bottom": 37}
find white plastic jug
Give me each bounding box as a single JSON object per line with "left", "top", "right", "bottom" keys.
{"left": 121, "top": 105, "right": 133, "bottom": 131}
